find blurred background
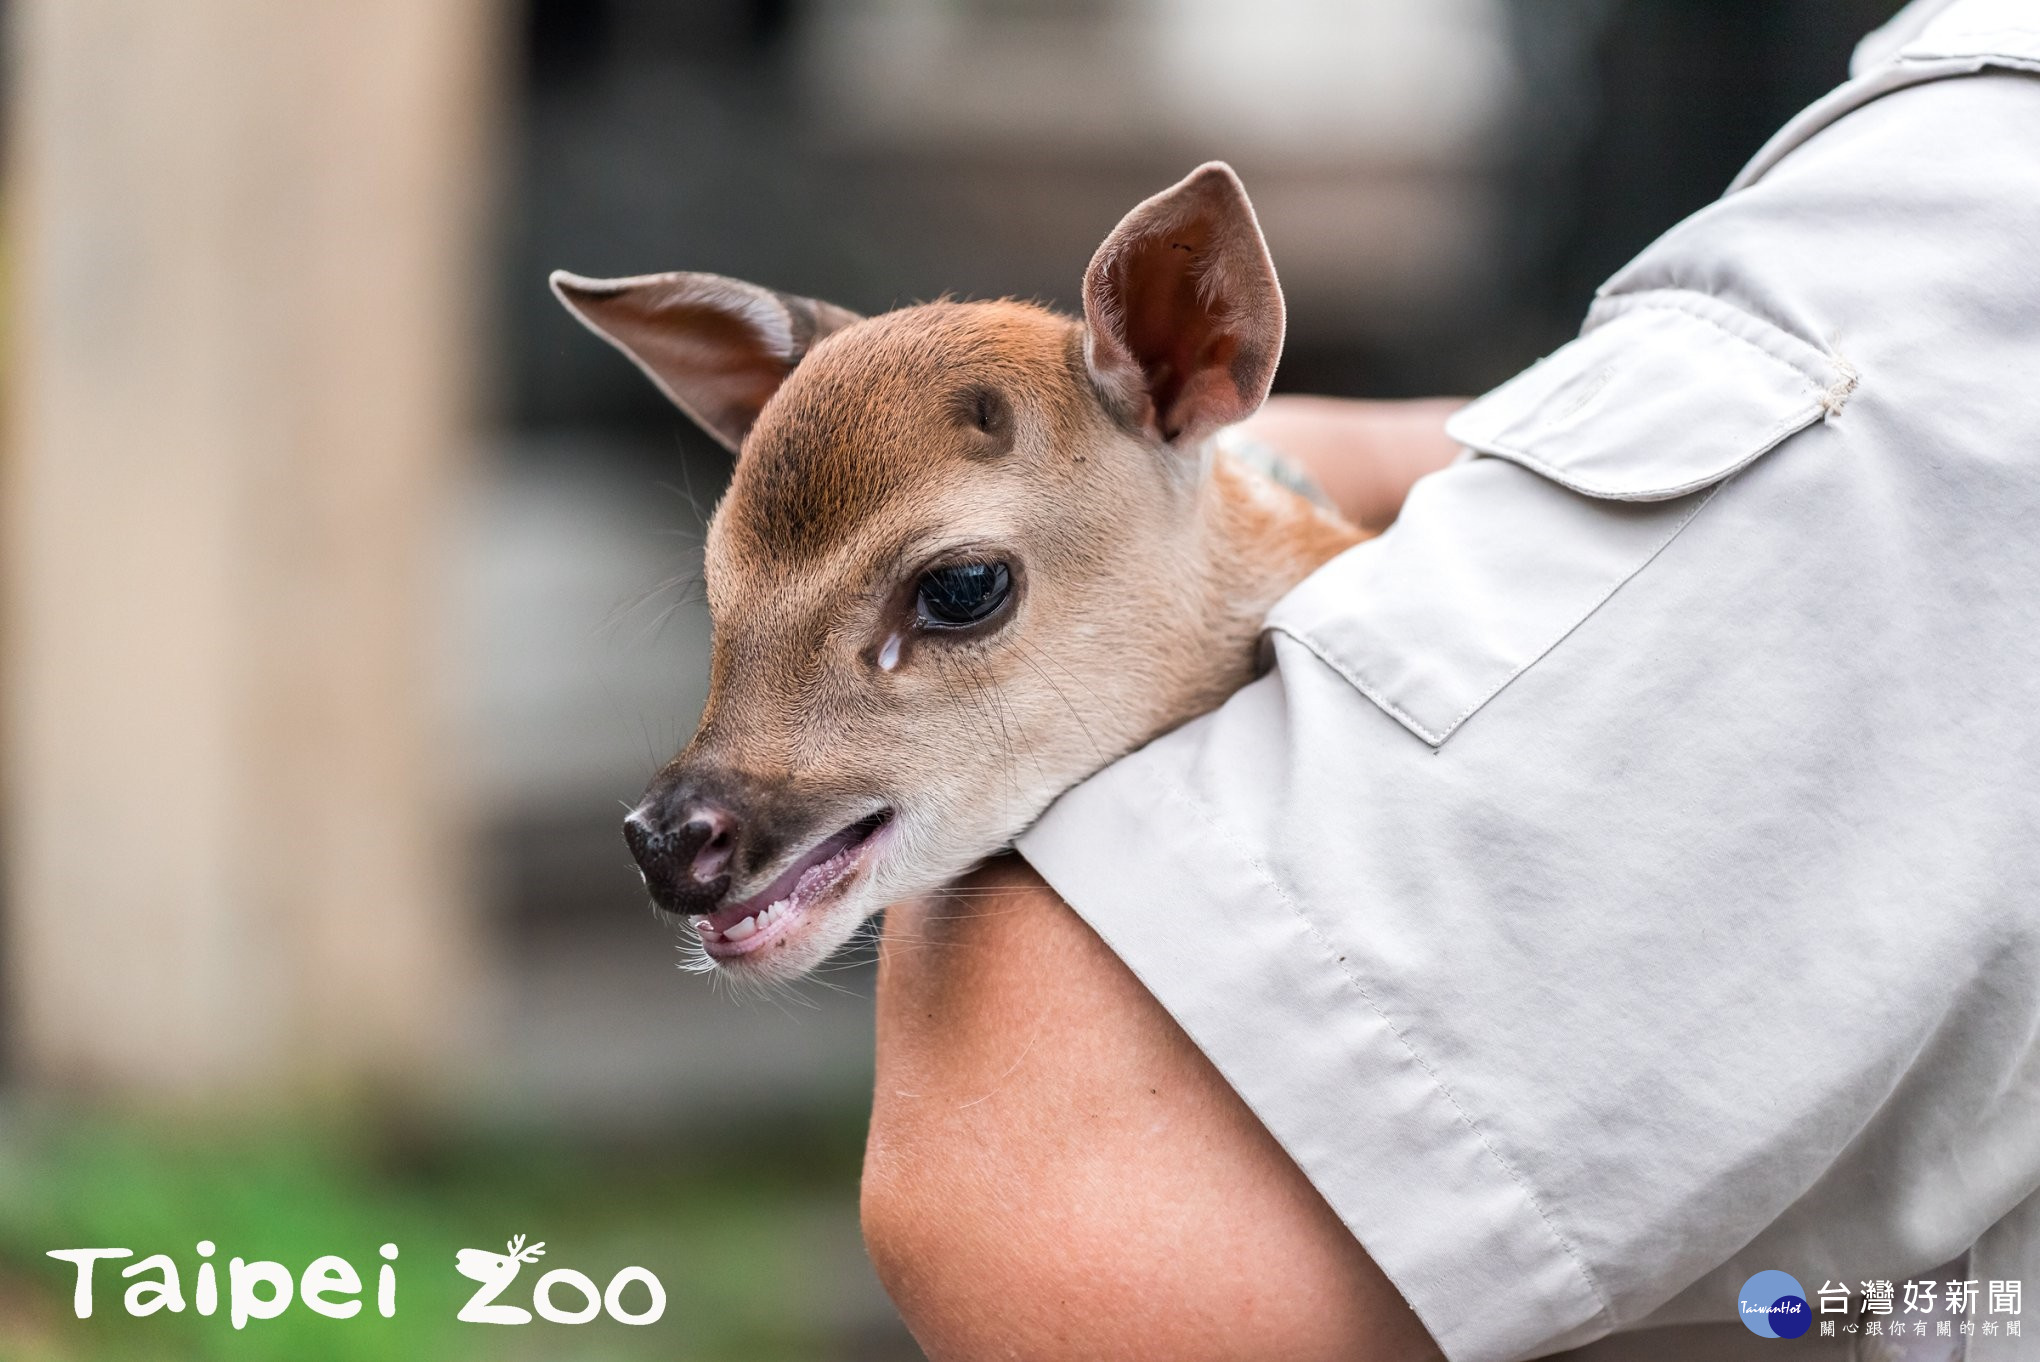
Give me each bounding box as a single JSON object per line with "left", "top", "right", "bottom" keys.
{"left": 0, "top": 0, "right": 1902, "bottom": 1357}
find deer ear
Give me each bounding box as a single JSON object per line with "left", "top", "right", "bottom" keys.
{"left": 1081, "top": 162, "right": 1285, "bottom": 447}
{"left": 550, "top": 270, "right": 862, "bottom": 453}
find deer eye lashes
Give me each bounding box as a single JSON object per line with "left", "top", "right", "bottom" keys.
{"left": 914, "top": 561, "right": 1012, "bottom": 630}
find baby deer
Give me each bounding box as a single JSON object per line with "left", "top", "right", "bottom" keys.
{"left": 554, "top": 163, "right": 1364, "bottom": 980}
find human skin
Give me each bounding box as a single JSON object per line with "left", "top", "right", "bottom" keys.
{"left": 860, "top": 398, "right": 1462, "bottom": 1361}
{"left": 1244, "top": 395, "right": 1467, "bottom": 533}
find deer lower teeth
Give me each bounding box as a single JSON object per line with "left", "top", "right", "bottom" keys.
{"left": 714, "top": 899, "right": 792, "bottom": 943}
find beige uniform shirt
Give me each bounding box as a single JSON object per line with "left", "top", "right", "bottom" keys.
{"left": 1019, "top": 3, "right": 2040, "bottom": 1357}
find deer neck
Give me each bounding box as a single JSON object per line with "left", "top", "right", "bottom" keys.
{"left": 1184, "top": 449, "right": 1366, "bottom": 701}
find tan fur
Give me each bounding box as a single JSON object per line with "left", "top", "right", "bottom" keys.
{"left": 555, "top": 163, "right": 1365, "bottom": 978}
{"left": 676, "top": 299, "right": 1359, "bottom": 975}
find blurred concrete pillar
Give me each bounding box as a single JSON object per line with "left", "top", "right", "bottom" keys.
{"left": 3, "top": 1, "right": 504, "bottom": 1100}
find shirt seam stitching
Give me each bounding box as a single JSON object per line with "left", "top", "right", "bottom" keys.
{"left": 1428, "top": 483, "right": 1720, "bottom": 739}
{"left": 1585, "top": 295, "right": 1835, "bottom": 389}
{"left": 1163, "top": 769, "right": 1618, "bottom": 1334}
{"left": 1263, "top": 626, "right": 1446, "bottom": 745}
{"left": 1271, "top": 481, "right": 1723, "bottom": 747}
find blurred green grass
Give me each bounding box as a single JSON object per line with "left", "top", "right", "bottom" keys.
{"left": 0, "top": 1100, "right": 911, "bottom": 1362}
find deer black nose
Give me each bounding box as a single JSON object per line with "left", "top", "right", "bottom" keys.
{"left": 623, "top": 796, "right": 736, "bottom": 915}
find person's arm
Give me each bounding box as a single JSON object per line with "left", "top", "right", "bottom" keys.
{"left": 861, "top": 854, "right": 1442, "bottom": 1362}
{"left": 1235, "top": 395, "right": 1467, "bottom": 534}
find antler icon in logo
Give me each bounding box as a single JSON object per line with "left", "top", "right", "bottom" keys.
{"left": 454, "top": 1235, "right": 547, "bottom": 1325}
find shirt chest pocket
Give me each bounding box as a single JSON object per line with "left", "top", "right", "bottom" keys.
{"left": 1264, "top": 289, "right": 1854, "bottom": 748}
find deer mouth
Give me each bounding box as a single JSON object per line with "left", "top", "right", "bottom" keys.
{"left": 691, "top": 810, "right": 892, "bottom": 959}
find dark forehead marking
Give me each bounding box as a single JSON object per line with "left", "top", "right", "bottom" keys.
{"left": 724, "top": 300, "right": 1078, "bottom": 559}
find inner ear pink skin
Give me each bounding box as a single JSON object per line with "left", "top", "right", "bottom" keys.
{"left": 1081, "top": 162, "right": 1286, "bottom": 447}
{"left": 1103, "top": 220, "right": 1238, "bottom": 439}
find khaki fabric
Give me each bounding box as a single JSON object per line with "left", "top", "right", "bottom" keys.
{"left": 1018, "top": 4, "right": 2040, "bottom": 1358}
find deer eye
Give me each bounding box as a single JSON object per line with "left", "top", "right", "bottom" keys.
{"left": 916, "top": 562, "right": 1012, "bottom": 629}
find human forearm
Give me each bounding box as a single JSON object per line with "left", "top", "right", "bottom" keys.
{"left": 1236, "top": 395, "right": 1467, "bottom": 534}
{"left": 861, "top": 855, "right": 1441, "bottom": 1362}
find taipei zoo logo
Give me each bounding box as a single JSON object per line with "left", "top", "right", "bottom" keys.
{"left": 1740, "top": 1270, "right": 1813, "bottom": 1339}
{"left": 46, "top": 1234, "right": 665, "bottom": 1330}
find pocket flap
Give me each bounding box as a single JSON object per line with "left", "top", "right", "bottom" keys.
{"left": 1268, "top": 290, "right": 1847, "bottom": 747}
{"left": 1444, "top": 290, "right": 1851, "bottom": 501}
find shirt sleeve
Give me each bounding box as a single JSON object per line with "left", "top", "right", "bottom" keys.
{"left": 1018, "top": 21, "right": 2040, "bottom": 1361}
